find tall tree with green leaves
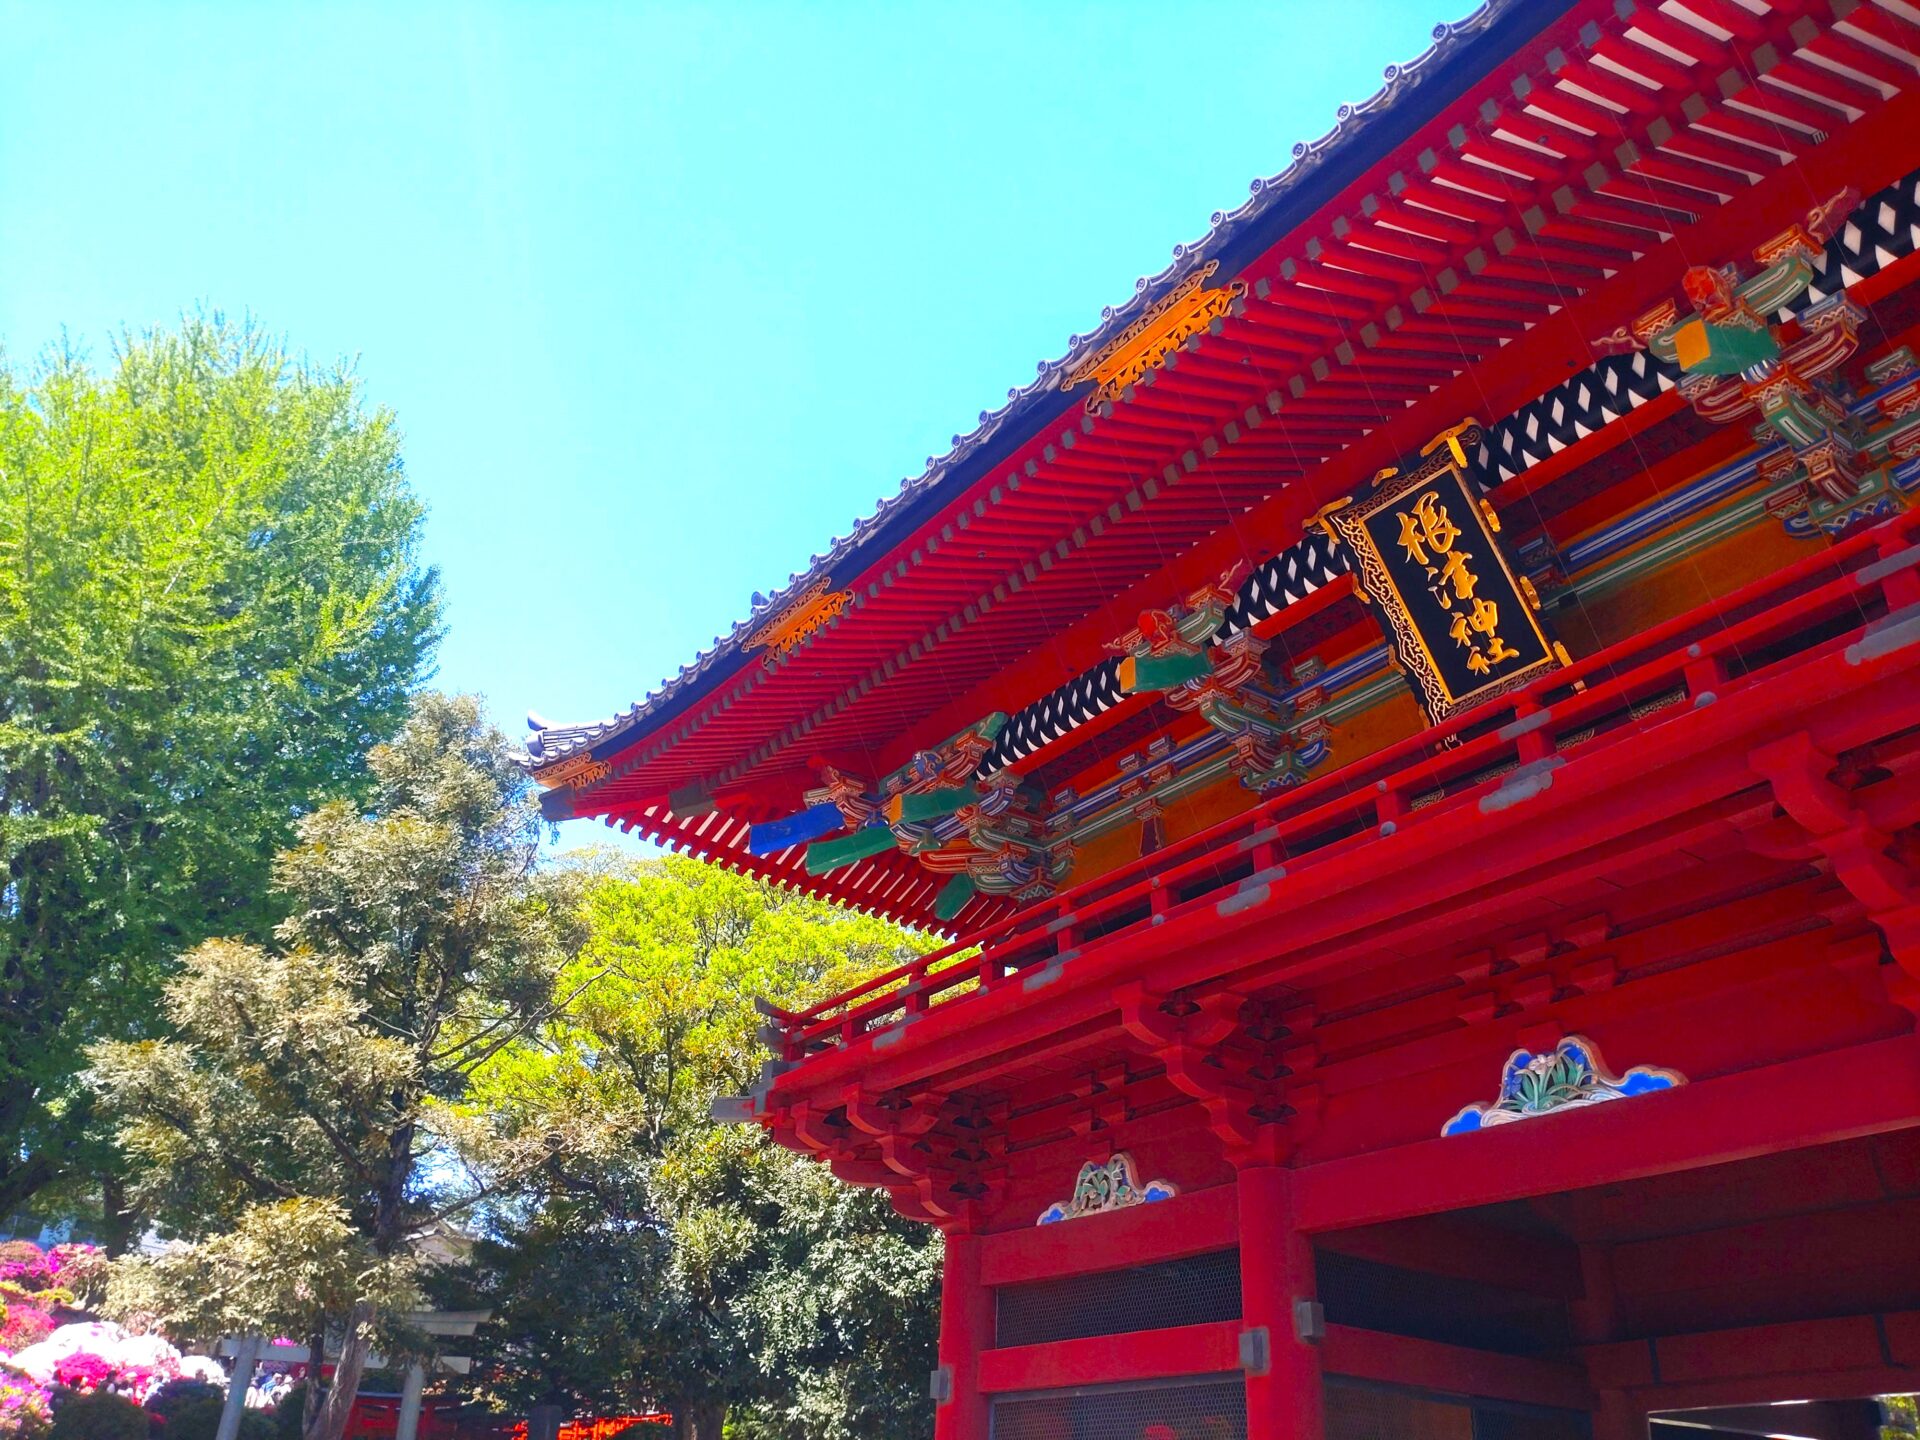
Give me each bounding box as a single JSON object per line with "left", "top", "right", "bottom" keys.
{"left": 0, "top": 315, "right": 441, "bottom": 1224}
{"left": 453, "top": 858, "right": 944, "bottom": 1440}
{"left": 91, "top": 694, "right": 582, "bottom": 1440}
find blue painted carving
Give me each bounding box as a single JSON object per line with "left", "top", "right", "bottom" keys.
{"left": 1443, "top": 1037, "right": 1683, "bottom": 1136}
{"left": 1036, "top": 1152, "right": 1177, "bottom": 1225}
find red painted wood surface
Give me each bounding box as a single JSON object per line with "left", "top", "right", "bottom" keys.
{"left": 1583, "top": 1310, "right": 1920, "bottom": 1408}
{"left": 933, "top": 1231, "right": 990, "bottom": 1440}
{"left": 979, "top": 1183, "right": 1238, "bottom": 1286}
{"left": 1292, "top": 1035, "right": 1920, "bottom": 1232}
{"left": 1320, "top": 1326, "right": 1594, "bottom": 1411}
{"left": 975, "top": 1319, "right": 1241, "bottom": 1394}
{"left": 761, "top": 509, "right": 1920, "bottom": 1098}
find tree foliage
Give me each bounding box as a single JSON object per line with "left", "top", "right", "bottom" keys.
{"left": 102, "top": 1198, "right": 415, "bottom": 1351}
{"left": 0, "top": 316, "right": 441, "bottom": 1220}
{"left": 453, "top": 858, "right": 943, "bottom": 1440}
{"left": 90, "top": 694, "right": 579, "bottom": 1440}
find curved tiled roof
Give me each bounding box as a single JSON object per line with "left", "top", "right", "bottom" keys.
{"left": 526, "top": 0, "right": 1530, "bottom": 770}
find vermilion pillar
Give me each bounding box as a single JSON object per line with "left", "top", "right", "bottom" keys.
{"left": 1575, "top": 1245, "right": 1646, "bottom": 1440}
{"left": 1239, "top": 1166, "right": 1324, "bottom": 1440}
{"left": 934, "top": 1228, "right": 991, "bottom": 1440}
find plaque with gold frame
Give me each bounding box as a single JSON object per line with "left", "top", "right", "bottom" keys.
{"left": 1320, "top": 423, "right": 1568, "bottom": 724}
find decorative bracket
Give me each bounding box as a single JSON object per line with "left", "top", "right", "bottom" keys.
{"left": 1118, "top": 985, "right": 1320, "bottom": 1165}
{"left": 770, "top": 1093, "right": 1003, "bottom": 1230}
{"left": 1751, "top": 731, "right": 1920, "bottom": 1015}
{"left": 530, "top": 754, "right": 612, "bottom": 792}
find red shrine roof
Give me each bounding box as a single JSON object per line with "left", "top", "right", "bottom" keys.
{"left": 524, "top": 0, "right": 1532, "bottom": 766}
{"left": 526, "top": 0, "right": 1920, "bottom": 931}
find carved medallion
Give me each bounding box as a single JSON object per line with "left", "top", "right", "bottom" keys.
{"left": 1443, "top": 1037, "right": 1683, "bottom": 1136}
{"left": 1036, "top": 1152, "right": 1176, "bottom": 1225}
{"left": 531, "top": 755, "right": 612, "bottom": 792}
{"left": 1062, "top": 262, "right": 1247, "bottom": 412}
{"left": 744, "top": 580, "right": 852, "bottom": 664}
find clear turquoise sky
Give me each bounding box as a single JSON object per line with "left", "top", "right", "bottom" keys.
{"left": 3, "top": 0, "right": 1440, "bottom": 845}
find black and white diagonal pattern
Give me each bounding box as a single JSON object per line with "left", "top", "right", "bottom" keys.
{"left": 1220, "top": 529, "right": 1352, "bottom": 634}
{"left": 1476, "top": 169, "right": 1920, "bottom": 488}
{"left": 1795, "top": 171, "right": 1920, "bottom": 310}
{"left": 981, "top": 658, "right": 1126, "bottom": 772}
{"left": 1479, "top": 350, "right": 1678, "bottom": 484}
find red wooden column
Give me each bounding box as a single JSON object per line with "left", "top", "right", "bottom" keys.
{"left": 1240, "top": 1166, "right": 1324, "bottom": 1440}
{"left": 1574, "top": 1245, "right": 1646, "bottom": 1440}
{"left": 934, "top": 1227, "right": 992, "bottom": 1440}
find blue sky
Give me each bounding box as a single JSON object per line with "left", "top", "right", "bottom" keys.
{"left": 2, "top": 0, "right": 1440, "bottom": 847}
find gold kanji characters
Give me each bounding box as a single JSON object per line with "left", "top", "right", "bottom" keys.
{"left": 1396, "top": 491, "right": 1462, "bottom": 567}
{"left": 1450, "top": 596, "right": 1522, "bottom": 674}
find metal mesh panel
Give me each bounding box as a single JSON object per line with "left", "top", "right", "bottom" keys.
{"left": 1315, "top": 1248, "right": 1570, "bottom": 1355}
{"left": 995, "top": 1249, "right": 1242, "bottom": 1348}
{"left": 990, "top": 1375, "right": 1247, "bottom": 1440}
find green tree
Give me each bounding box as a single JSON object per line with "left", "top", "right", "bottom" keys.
{"left": 455, "top": 858, "right": 943, "bottom": 1440}
{"left": 0, "top": 315, "right": 441, "bottom": 1225}
{"left": 90, "top": 694, "right": 580, "bottom": 1440}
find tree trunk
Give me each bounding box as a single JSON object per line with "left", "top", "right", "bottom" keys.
{"left": 305, "top": 1301, "right": 375, "bottom": 1440}
{"left": 100, "top": 1174, "right": 135, "bottom": 1257}
{"left": 670, "top": 1400, "right": 726, "bottom": 1440}
{"left": 301, "top": 1321, "right": 324, "bottom": 1439}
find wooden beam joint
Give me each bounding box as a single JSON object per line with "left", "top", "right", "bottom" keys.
{"left": 1752, "top": 732, "right": 1920, "bottom": 1014}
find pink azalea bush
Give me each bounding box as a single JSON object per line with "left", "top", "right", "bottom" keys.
{"left": 0, "top": 1306, "right": 54, "bottom": 1354}
{"left": 47, "top": 1355, "right": 125, "bottom": 1395}
{"left": 0, "top": 1245, "right": 206, "bottom": 1434}
{"left": 43, "top": 1249, "right": 105, "bottom": 1304}
{"left": 0, "top": 1371, "right": 52, "bottom": 1440}
{"left": 6, "top": 1323, "right": 204, "bottom": 1405}
{"left": 0, "top": 1248, "right": 54, "bottom": 1296}
{"left": 0, "top": 1242, "right": 103, "bottom": 1323}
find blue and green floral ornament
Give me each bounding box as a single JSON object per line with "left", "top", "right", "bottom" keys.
{"left": 1443, "top": 1036, "right": 1683, "bottom": 1136}
{"left": 1036, "top": 1152, "right": 1177, "bottom": 1224}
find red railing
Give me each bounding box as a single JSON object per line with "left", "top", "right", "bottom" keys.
{"left": 763, "top": 511, "right": 1920, "bottom": 1062}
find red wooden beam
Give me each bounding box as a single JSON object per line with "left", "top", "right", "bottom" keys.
{"left": 1315, "top": 1214, "right": 1584, "bottom": 1299}
{"left": 979, "top": 1184, "right": 1238, "bottom": 1286}
{"left": 1582, "top": 1309, "right": 1920, "bottom": 1410}
{"left": 1292, "top": 1034, "right": 1920, "bottom": 1233}
{"left": 975, "top": 1318, "right": 1241, "bottom": 1393}
{"left": 765, "top": 544, "right": 1920, "bottom": 1095}
{"left": 1320, "top": 1325, "right": 1595, "bottom": 1410}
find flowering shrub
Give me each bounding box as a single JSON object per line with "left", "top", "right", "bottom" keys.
{"left": 46, "top": 1358, "right": 122, "bottom": 1397}
{"left": 0, "top": 1247, "right": 210, "bottom": 1437}
{"left": 0, "top": 1245, "right": 101, "bottom": 1331}
{"left": 43, "top": 1253, "right": 104, "bottom": 1312}
{"left": 0, "top": 1372, "right": 52, "bottom": 1440}
{"left": 0, "top": 1249, "right": 55, "bottom": 1296}
{"left": 4, "top": 1326, "right": 186, "bottom": 1405}
{"left": 0, "top": 1307, "right": 54, "bottom": 1354}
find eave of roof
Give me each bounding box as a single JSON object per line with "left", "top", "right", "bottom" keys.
{"left": 523, "top": 0, "right": 1566, "bottom": 774}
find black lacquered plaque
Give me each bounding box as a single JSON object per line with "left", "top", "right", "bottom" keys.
{"left": 1323, "top": 425, "right": 1565, "bottom": 723}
